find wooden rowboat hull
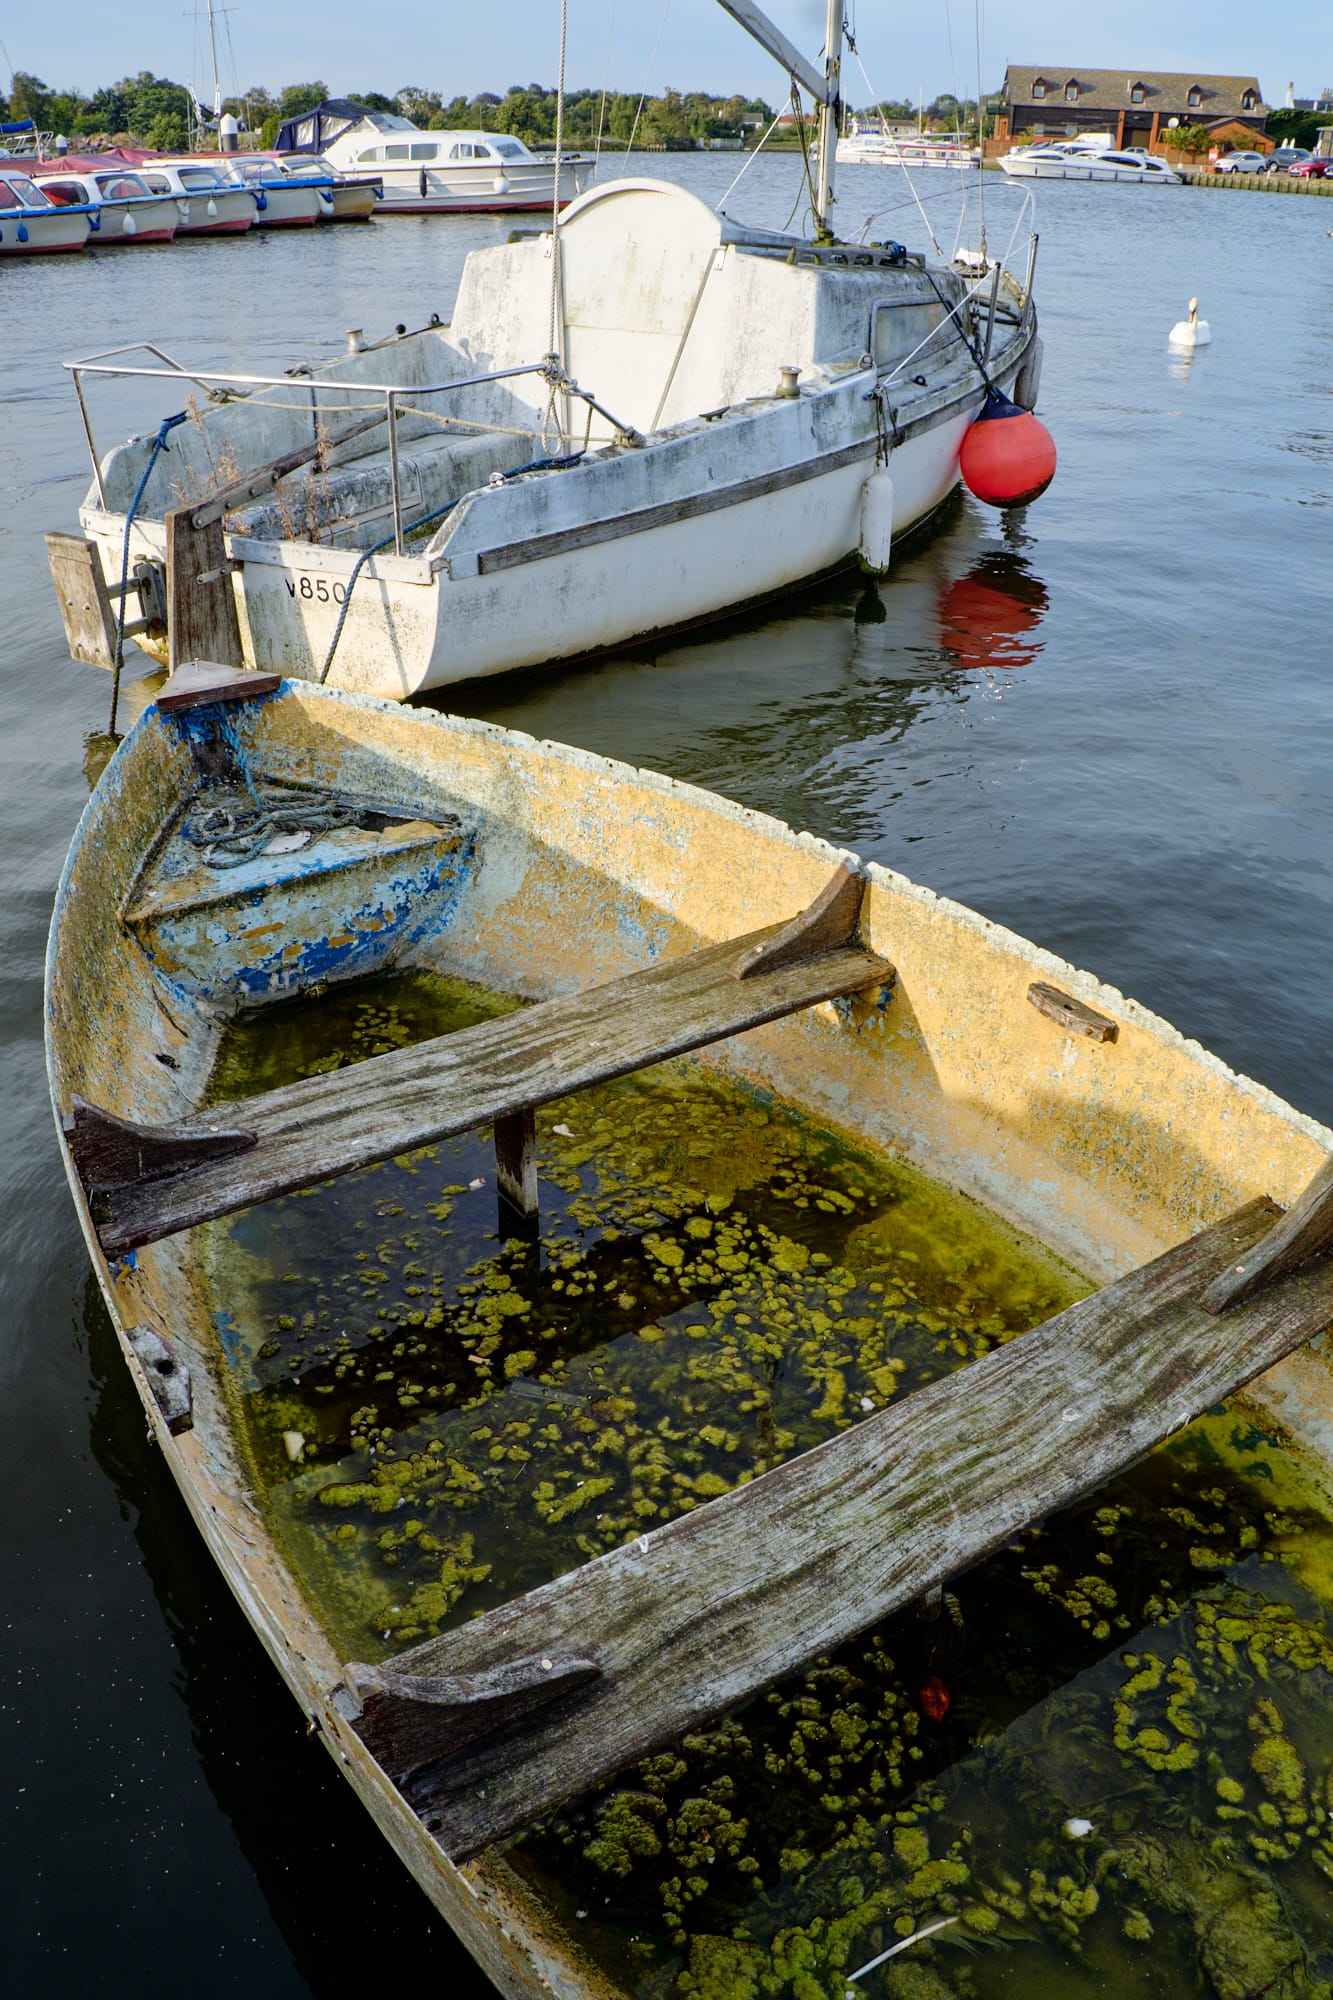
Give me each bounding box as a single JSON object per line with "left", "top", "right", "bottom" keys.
{"left": 45, "top": 678, "right": 1333, "bottom": 1994}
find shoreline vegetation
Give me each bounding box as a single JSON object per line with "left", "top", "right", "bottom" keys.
{"left": 0, "top": 69, "right": 990, "bottom": 154}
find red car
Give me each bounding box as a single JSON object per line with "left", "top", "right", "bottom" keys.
{"left": 1288, "top": 157, "right": 1332, "bottom": 177}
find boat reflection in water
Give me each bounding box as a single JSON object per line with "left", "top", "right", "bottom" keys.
{"left": 937, "top": 549, "right": 1049, "bottom": 672}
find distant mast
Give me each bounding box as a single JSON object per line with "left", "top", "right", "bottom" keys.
{"left": 206, "top": 0, "right": 222, "bottom": 122}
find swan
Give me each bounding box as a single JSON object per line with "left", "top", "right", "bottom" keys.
{"left": 1168, "top": 297, "right": 1211, "bottom": 348}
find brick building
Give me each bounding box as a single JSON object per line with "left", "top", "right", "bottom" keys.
{"left": 998, "top": 67, "right": 1267, "bottom": 153}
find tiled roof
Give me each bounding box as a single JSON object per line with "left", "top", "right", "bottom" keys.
{"left": 1004, "top": 67, "right": 1264, "bottom": 117}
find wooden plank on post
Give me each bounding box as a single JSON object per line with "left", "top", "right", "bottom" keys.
{"left": 354, "top": 1196, "right": 1333, "bottom": 1860}
{"left": 44, "top": 531, "right": 116, "bottom": 668}
{"left": 82, "top": 912, "right": 894, "bottom": 1256}
{"left": 166, "top": 509, "right": 244, "bottom": 670}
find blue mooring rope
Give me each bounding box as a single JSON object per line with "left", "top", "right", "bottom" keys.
{"left": 109, "top": 410, "right": 189, "bottom": 736}
{"left": 317, "top": 451, "right": 584, "bottom": 686}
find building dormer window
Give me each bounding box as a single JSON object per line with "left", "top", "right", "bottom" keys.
{"left": 1187, "top": 85, "right": 1203, "bottom": 109}
{"left": 1130, "top": 82, "right": 1145, "bottom": 105}
{"left": 1241, "top": 89, "right": 1256, "bottom": 111}
{"left": 1065, "top": 80, "right": 1079, "bottom": 103}
{"left": 1032, "top": 79, "right": 1045, "bottom": 100}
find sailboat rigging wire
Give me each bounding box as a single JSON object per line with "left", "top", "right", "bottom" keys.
{"left": 544, "top": 0, "right": 569, "bottom": 453}
{"left": 847, "top": 39, "right": 943, "bottom": 256}
{"left": 593, "top": 0, "right": 618, "bottom": 166}
{"left": 974, "top": 0, "right": 987, "bottom": 253}
{"left": 717, "top": 104, "right": 785, "bottom": 212}
{"left": 619, "top": 0, "right": 673, "bottom": 170}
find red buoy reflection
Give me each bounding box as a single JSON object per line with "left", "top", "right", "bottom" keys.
{"left": 938, "top": 553, "right": 1049, "bottom": 672}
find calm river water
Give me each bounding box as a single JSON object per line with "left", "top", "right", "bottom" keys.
{"left": 1, "top": 155, "right": 1330, "bottom": 1992}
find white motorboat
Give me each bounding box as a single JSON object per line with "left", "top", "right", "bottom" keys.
{"left": 168, "top": 152, "right": 333, "bottom": 226}
{"left": 32, "top": 161, "right": 181, "bottom": 244}
{"left": 837, "top": 120, "right": 979, "bottom": 170}
{"left": 129, "top": 159, "right": 258, "bottom": 235}
{"left": 999, "top": 143, "right": 1181, "bottom": 185}
{"left": 0, "top": 166, "right": 91, "bottom": 253}
{"left": 48, "top": 1, "right": 1046, "bottom": 702}
{"left": 296, "top": 154, "right": 381, "bottom": 222}
{"left": 275, "top": 98, "right": 592, "bottom": 214}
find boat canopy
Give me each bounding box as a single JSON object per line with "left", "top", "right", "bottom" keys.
{"left": 275, "top": 99, "right": 405, "bottom": 153}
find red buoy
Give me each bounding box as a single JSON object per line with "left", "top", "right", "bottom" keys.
{"left": 959, "top": 388, "right": 1057, "bottom": 508}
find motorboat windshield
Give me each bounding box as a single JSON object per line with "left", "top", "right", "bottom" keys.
{"left": 0, "top": 170, "right": 55, "bottom": 209}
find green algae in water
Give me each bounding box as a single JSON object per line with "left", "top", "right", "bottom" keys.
{"left": 197, "top": 969, "right": 1333, "bottom": 1996}
{"left": 198, "top": 966, "right": 1085, "bottom": 1660}
{"left": 514, "top": 1410, "right": 1333, "bottom": 1999}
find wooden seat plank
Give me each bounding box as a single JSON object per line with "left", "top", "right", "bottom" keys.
{"left": 345, "top": 1195, "right": 1333, "bottom": 1860}
{"left": 81, "top": 919, "right": 892, "bottom": 1256}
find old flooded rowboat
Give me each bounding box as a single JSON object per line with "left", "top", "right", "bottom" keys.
{"left": 46, "top": 667, "right": 1333, "bottom": 1993}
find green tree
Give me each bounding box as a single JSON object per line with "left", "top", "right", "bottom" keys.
{"left": 396, "top": 85, "right": 441, "bottom": 124}
{"left": 8, "top": 71, "right": 54, "bottom": 126}
{"left": 277, "top": 81, "right": 329, "bottom": 119}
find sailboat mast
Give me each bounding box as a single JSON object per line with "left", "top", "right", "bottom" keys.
{"left": 206, "top": 0, "right": 222, "bottom": 118}
{"left": 813, "top": 0, "right": 842, "bottom": 237}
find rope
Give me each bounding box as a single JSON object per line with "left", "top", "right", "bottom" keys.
{"left": 317, "top": 452, "right": 584, "bottom": 686}
{"left": 109, "top": 410, "right": 188, "bottom": 736}
{"left": 182, "top": 784, "right": 361, "bottom": 869}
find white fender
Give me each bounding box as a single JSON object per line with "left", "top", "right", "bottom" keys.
{"left": 1015, "top": 335, "right": 1043, "bottom": 411}
{"left": 123, "top": 211, "right": 137, "bottom": 235}
{"left": 859, "top": 468, "right": 895, "bottom": 574}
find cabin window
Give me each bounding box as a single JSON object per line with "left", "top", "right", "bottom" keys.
{"left": 448, "top": 142, "right": 484, "bottom": 159}
{"left": 385, "top": 144, "right": 410, "bottom": 159}
{"left": 357, "top": 147, "right": 382, "bottom": 163}
{"left": 33, "top": 179, "right": 75, "bottom": 205}
{"left": 141, "top": 174, "right": 171, "bottom": 192}
{"left": 179, "top": 169, "right": 223, "bottom": 190}
{"left": 871, "top": 298, "right": 956, "bottom": 370}
{"left": 494, "top": 139, "right": 526, "bottom": 159}
{"left": 1065, "top": 81, "right": 1079, "bottom": 103}
{"left": 1187, "top": 87, "right": 1203, "bottom": 108}
{"left": 410, "top": 142, "right": 436, "bottom": 159}
{"left": 1130, "top": 84, "right": 1145, "bottom": 104}
{"left": 0, "top": 176, "right": 45, "bottom": 207}
{"left": 97, "top": 176, "right": 144, "bottom": 198}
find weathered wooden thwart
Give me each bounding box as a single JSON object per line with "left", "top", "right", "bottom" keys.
{"left": 342, "top": 1181, "right": 1333, "bottom": 1859}
{"left": 69, "top": 861, "right": 892, "bottom": 1256}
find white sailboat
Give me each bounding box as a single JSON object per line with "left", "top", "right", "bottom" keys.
{"left": 48, "top": 0, "right": 1046, "bottom": 702}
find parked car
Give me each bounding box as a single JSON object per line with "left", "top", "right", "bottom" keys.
{"left": 1215, "top": 150, "right": 1267, "bottom": 173}
{"left": 1288, "top": 156, "right": 1333, "bottom": 178}
{"left": 1264, "top": 148, "right": 1312, "bottom": 173}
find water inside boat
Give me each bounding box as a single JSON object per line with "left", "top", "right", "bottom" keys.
{"left": 197, "top": 969, "right": 1333, "bottom": 1996}
{"left": 199, "top": 967, "right": 1084, "bottom": 1662}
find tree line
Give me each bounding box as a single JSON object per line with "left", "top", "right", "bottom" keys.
{"left": 0, "top": 70, "right": 990, "bottom": 153}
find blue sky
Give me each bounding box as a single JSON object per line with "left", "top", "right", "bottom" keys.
{"left": 2, "top": 1, "right": 1327, "bottom": 107}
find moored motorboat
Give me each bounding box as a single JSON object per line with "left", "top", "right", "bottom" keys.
{"left": 837, "top": 119, "right": 979, "bottom": 169}
{"left": 47, "top": 668, "right": 1333, "bottom": 1995}
{"left": 999, "top": 142, "right": 1181, "bottom": 184}
{"left": 0, "top": 165, "right": 91, "bottom": 253}
{"left": 32, "top": 160, "right": 181, "bottom": 244}
{"left": 127, "top": 158, "right": 258, "bottom": 235}
{"left": 276, "top": 98, "right": 592, "bottom": 214}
